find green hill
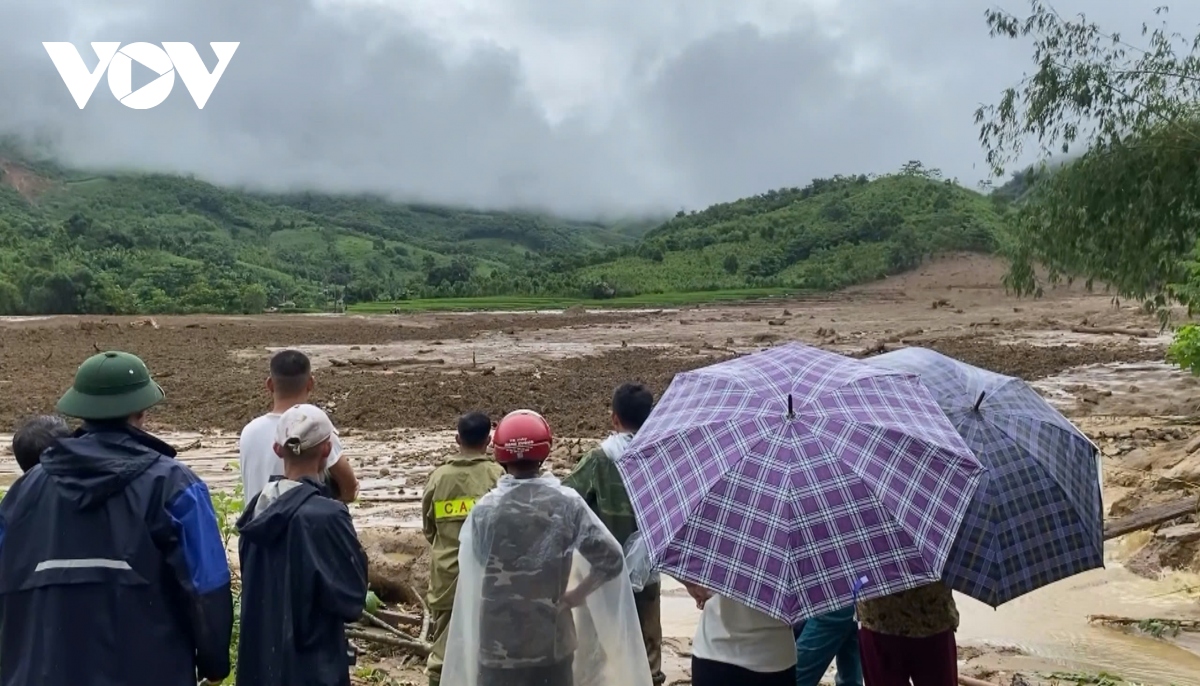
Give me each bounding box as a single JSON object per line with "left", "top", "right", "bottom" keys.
{"left": 0, "top": 147, "right": 657, "bottom": 314}
{"left": 0, "top": 149, "right": 1009, "bottom": 315}
{"left": 562, "top": 164, "right": 1006, "bottom": 297}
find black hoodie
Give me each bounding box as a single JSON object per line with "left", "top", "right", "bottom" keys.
{"left": 0, "top": 423, "right": 234, "bottom": 686}
{"left": 236, "top": 476, "right": 367, "bottom": 686}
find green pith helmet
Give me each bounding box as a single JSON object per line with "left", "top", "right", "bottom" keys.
{"left": 56, "top": 351, "right": 165, "bottom": 421}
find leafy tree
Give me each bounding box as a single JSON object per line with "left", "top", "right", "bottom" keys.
{"left": 240, "top": 283, "right": 268, "bottom": 313}
{"left": 723, "top": 254, "right": 739, "bottom": 274}
{"left": 975, "top": 1, "right": 1200, "bottom": 317}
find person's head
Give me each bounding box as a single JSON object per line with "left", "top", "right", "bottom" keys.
{"left": 11, "top": 415, "right": 70, "bottom": 472}
{"left": 272, "top": 403, "right": 337, "bottom": 477}
{"left": 55, "top": 351, "right": 164, "bottom": 428}
{"left": 267, "top": 349, "right": 314, "bottom": 401}
{"left": 611, "top": 382, "right": 654, "bottom": 433}
{"left": 492, "top": 409, "right": 552, "bottom": 478}
{"left": 456, "top": 411, "right": 491, "bottom": 453}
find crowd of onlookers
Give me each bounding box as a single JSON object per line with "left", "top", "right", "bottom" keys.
{"left": 1, "top": 348, "right": 958, "bottom": 686}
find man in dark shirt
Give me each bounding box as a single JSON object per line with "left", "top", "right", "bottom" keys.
{"left": 468, "top": 410, "right": 625, "bottom": 686}
{"left": 236, "top": 404, "right": 368, "bottom": 686}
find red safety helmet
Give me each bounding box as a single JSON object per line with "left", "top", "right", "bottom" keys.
{"left": 492, "top": 409, "right": 553, "bottom": 464}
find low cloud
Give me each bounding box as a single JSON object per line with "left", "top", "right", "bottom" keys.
{"left": 0, "top": 0, "right": 1191, "bottom": 216}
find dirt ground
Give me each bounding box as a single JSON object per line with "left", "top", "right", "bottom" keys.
{"left": 3, "top": 253, "right": 1200, "bottom": 685}
{"left": 0, "top": 254, "right": 1174, "bottom": 434}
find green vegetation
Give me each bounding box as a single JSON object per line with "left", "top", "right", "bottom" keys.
{"left": 570, "top": 161, "right": 1003, "bottom": 296}
{"left": 0, "top": 140, "right": 656, "bottom": 314}
{"left": 975, "top": 0, "right": 1200, "bottom": 373}
{"left": 209, "top": 473, "right": 243, "bottom": 685}
{"left": 0, "top": 134, "right": 1006, "bottom": 315}
{"left": 977, "top": 3, "right": 1200, "bottom": 304}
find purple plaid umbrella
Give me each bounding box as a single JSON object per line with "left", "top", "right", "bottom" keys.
{"left": 615, "top": 342, "right": 984, "bottom": 624}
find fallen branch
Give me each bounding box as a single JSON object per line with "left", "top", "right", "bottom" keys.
{"left": 345, "top": 627, "right": 430, "bottom": 656}
{"left": 359, "top": 609, "right": 428, "bottom": 647}
{"left": 329, "top": 357, "right": 444, "bottom": 367}
{"left": 1103, "top": 497, "right": 1198, "bottom": 540}
{"left": 1070, "top": 325, "right": 1156, "bottom": 338}
{"left": 404, "top": 581, "right": 432, "bottom": 643}
{"left": 374, "top": 608, "right": 423, "bottom": 628}
{"left": 958, "top": 676, "right": 1000, "bottom": 686}
{"left": 175, "top": 439, "right": 202, "bottom": 452}
{"left": 848, "top": 342, "right": 905, "bottom": 358}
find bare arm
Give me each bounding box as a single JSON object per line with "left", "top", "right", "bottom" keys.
{"left": 328, "top": 457, "right": 359, "bottom": 503}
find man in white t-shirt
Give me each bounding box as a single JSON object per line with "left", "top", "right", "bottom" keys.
{"left": 239, "top": 350, "right": 359, "bottom": 505}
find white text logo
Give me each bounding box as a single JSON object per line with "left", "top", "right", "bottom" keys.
{"left": 42, "top": 42, "right": 239, "bottom": 110}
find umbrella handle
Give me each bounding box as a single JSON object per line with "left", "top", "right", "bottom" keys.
{"left": 972, "top": 392, "right": 985, "bottom": 412}
{"left": 851, "top": 575, "right": 869, "bottom": 621}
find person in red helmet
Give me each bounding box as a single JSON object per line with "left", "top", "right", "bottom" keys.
{"left": 441, "top": 410, "right": 653, "bottom": 686}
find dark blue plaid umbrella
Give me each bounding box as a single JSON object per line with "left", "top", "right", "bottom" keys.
{"left": 866, "top": 347, "right": 1103, "bottom": 606}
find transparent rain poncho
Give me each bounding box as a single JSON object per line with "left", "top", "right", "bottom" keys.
{"left": 441, "top": 474, "right": 653, "bottom": 686}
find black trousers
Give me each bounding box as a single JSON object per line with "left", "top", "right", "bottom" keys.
{"left": 692, "top": 656, "right": 795, "bottom": 686}
{"left": 479, "top": 658, "right": 573, "bottom": 686}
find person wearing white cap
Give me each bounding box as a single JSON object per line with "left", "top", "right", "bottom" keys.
{"left": 234, "top": 404, "right": 368, "bottom": 686}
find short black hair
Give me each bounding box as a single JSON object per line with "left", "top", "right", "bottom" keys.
{"left": 270, "top": 349, "right": 312, "bottom": 396}
{"left": 612, "top": 383, "right": 654, "bottom": 431}
{"left": 12, "top": 415, "right": 70, "bottom": 473}
{"left": 457, "top": 411, "right": 492, "bottom": 449}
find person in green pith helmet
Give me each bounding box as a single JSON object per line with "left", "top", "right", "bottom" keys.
{"left": 0, "top": 351, "right": 234, "bottom": 686}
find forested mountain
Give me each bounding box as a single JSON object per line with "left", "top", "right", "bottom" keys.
{"left": 0, "top": 150, "right": 1010, "bottom": 314}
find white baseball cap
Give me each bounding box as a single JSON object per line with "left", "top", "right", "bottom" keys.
{"left": 275, "top": 403, "right": 338, "bottom": 456}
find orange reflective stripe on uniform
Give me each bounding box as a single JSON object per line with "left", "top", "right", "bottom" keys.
{"left": 434, "top": 497, "right": 477, "bottom": 520}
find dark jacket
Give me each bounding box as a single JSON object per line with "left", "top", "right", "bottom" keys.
{"left": 0, "top": 423, "right": 234, "bottom": 686}
{"left": 236, "top": 477, "right": 367, "bottom": 686}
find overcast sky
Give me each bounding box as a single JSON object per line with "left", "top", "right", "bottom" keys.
{"left": 0, "top": 0, "right": 1196, "bottom": 217}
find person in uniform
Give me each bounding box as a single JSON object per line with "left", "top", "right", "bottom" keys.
{"left": 421, "top": 411, "right": 505, "bottom": 686}
{"left": 563, "top": 382, "right": 665, "bottom": 685}
{"left": 443, "top": 409, "right": 644, "bottom": 686}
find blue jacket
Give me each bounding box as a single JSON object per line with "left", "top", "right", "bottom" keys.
{"left": 236, "top": 477, "right": 367, "bottom": 686}
{"left": 0, "top": 423, "right": 234, "bottom": 686}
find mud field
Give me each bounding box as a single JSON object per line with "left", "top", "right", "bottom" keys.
{"left": 3, "top": 254, "right": 1200, "bottom": 685}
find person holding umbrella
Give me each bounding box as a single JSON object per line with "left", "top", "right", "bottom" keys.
{"left": 684, "top": 581, "right": 797, "bottom": 685}
{"left": 855, "top": 347, "right": 1104, "bottom": 686}
{"left": 614, "top": 343, "right": 983, "bottom": 683}
{"left": 793, "top": 607, "right": 862, "bottom": 686}
{"left": 855, "top": 582, "right": 959, "bottom": 686}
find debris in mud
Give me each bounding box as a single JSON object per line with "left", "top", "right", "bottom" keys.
{"left": 1088, "top": 614, "right": 1200, "bottom": 635}
{"left": 1071, "top": 325, "right": 1157, "bottom": 338}
{"left": 359, "top": 529, "right": 430, "bottom": 606}
{"left": 931, "top": 299, "right": 951, "bottom": 309}
{"left": 1065, "top": 384, "right": 1112, "bottom": 406}
{"left": 330, "top": 357, "right": 444, "bottom": 368}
